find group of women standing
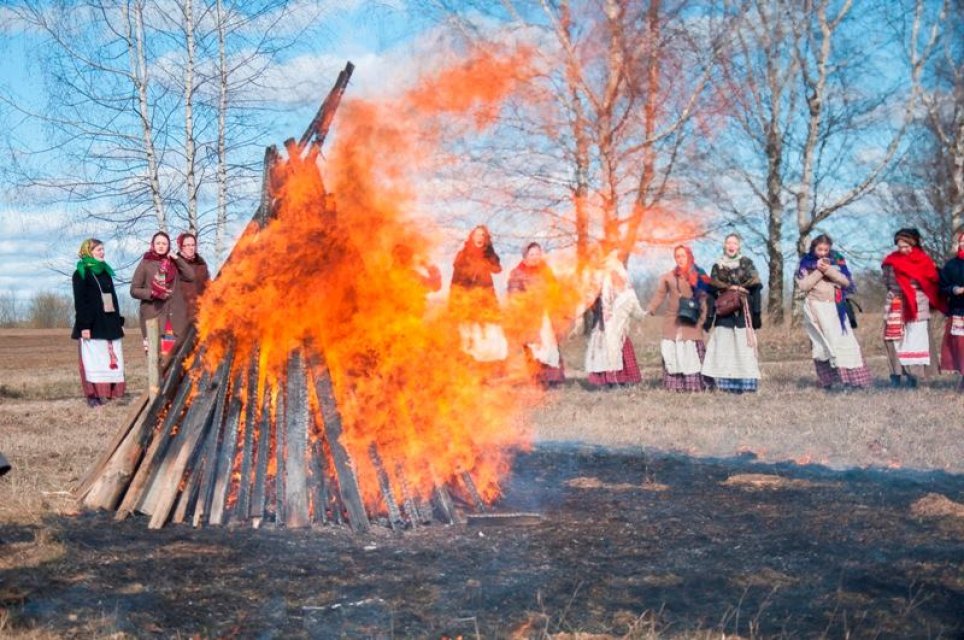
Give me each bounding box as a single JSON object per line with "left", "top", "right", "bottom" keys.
{"left": 71, "top": 231, "right": 210, "bottom": 407}
{"left": 450, "top": 226, "right": 964, "bottom": 394}
{"left": 71, "top": 224, "right": 964, "bottom": 406}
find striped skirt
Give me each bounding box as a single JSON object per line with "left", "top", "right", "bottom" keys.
{"left": 587, "top": 338, "right": 642, "bottom": 387}
{"left": 814, "top": 358, "right": 872, "bottom": 389}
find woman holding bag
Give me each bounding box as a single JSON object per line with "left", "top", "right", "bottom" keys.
{"left": 881, "top": 228, "right": 946, "bottom": 388}
{"left": 701, "top": 233, "right": 763, "bottom": 393}
{"left": 130, "top": 231, "right": 195, "bottom": 356}
{"left": 646, "top": 245, "right": 712, "bottom": 392}
{"left": 71, "top": 238, "right": 126, "bottom": 406}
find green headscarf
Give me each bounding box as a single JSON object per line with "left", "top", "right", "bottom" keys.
{"left": 76, "top": 238, "right": 115, "bottom": 279}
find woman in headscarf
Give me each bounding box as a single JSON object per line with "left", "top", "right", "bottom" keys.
{"left": 175, "top": 232, "right": 210, "bottom": 325}
{"left": 881, "top": 228, "right": 946, "bottom": 388}
{"left": 130, "top": 231, "right": 195, "bottom": 356}
{"left": 450, "top": 225, "right": 507, "bottom": 365}
{"left": 938, "top": 230, "right": 964, "bottom": 391}
{"left": 507, "top": 242, "right": 565, "bottom": 386}
{"left": 795, "top": 234, "right": 872, "bottom": 390}
{"left": 645, "top": 245, "right": 712, "bottom": 392}
{"left": 71, "top": 238, "right": 125, "bottom": 407}
{"left": 584, "top": 250, "right": 645, "bottom": 388}
{"left": 700, "top": 233, "right": 763, "bottom": 393}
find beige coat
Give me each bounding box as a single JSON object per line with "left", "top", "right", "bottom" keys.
{"left": 647, "top": 271, "right": 707, "bottom": 341}
{"left": 130, "top": 256, "right": 196, "bottom": 341}
{"left": 796, "top": 265, "right": 850, "bottom": 303}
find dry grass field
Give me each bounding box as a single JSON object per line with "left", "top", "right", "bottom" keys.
{"left": 1, "top": 321, "right": 962, "bottom": 638}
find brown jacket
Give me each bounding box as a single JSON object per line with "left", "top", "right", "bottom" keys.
{"left": 179, "top": 257, "right": 211, "bottom": 323}
{"left": 130, "top": 256, "right": 196, "bottom": 340}
{"left": 647, "top": 271, "right": 707, "bottom": 341}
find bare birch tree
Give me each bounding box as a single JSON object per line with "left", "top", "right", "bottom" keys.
{"left": 708, "top": 0, "right": 941, "bottom": 323}
{"left": 419, "top": 0, "right": 721, "bottom": 267}
{"left": 1, "top": 0, "right": 325, "bottom": 263}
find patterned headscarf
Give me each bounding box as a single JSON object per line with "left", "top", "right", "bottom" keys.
{"left": 673, "top": 245, "right": 711, "bottom": 296}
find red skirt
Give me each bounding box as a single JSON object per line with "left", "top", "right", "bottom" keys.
{"left": 940, "top": 316, "right": 964, "bottom": 375}
{"left": 587, "top": 338, "right": 642, "bottom": 386}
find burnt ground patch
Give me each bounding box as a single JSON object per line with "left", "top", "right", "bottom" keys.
{"left": 2, "top": 447, "right": 963, "bottom": 638}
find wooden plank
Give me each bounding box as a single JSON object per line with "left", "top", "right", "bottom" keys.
{"left": 274, "top": 390, "right": 286, "bottom": 525}
{"left": 148, "top": 365, "right": 227, "bottom": 529}
{"left": 369, "top": 445, "right": 402, "bottom": 530}
{"left": 82, "top": 415, "right": 147, "bottom": 511}
{"left": 234, "top": 353, "right": 260, "bottom": 521}
{"left": 146, "top": 317, "right": 160, "bottom": 400}
{"left": 306, "top": 437, "right": 327, "bottom": 525}
{"left": 140, "top": 369, "right": 213, "bottom": 518}
{"left": 192, "top": 371, "right": 233, "bottom": 527}
{"left": 249, "top": 387, "right": 272, "bottom": 521}
{"left": 114, "top": 370, "right": 196, "bottom": 520}
{"left": 208, "top": 391, "right": 243, "bottom": 526}
{"left": 74, "top": 392, "right": 148, "bottom": 501}
{"left": 431, "top": 484, "right": 457, "bottom": 525}
{"left": 460, "top": 471, "right": 487, "bottom": 513}
{"left": 306, "top": 349, "right": 369, "bottom": 533}
{"left": 284, "top": 352, "right": 310, "bottom": 528}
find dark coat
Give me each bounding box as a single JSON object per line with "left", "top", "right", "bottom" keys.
{"left": 940, "top": 256, "right": 964, "bottom": 316}
{"left": 704, "top": 257, "right": 762, "bottom": 331}
{"left": 179, "top": 256, "right": 211, "bottom": 323}
{"left": 71, "top": 269, "right": 125, "bottom": 341}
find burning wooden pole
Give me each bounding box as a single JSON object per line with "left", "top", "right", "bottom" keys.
{"left": 75, "top": 60, "right": 500, "bottom": 531}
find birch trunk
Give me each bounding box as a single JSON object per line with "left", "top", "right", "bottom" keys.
{"left": 183, "top": 0, "right": 198, "bottom": 233}
{"left": 215, "top": 0, "right": 229, "bottom": 263}
{"left": 127, "top": 0, "right": 166, "bottom": 230}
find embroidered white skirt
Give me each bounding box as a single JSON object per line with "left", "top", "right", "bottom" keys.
{"left": 80, "top": 339, "right": 125, "bottom": 383}
{"left": 701, "top": 327, "right": 760, "bottom": 380}
{"left": 896, "top": 319, "right": 930, "bottom": 366}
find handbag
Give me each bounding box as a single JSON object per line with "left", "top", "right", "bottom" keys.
{"left": 675, "top": 276, "right": 700, "bottom": 325}
{"left": 844, "top": 297, "right": 861, "bottom": 329}
{"left": 715, "top": 288, "right": 743, "bottom": 317}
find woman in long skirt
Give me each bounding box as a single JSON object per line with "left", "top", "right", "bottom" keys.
{"left": 939, "top": 230, "right": 964, "bottom": 391}
{"left": 701, "top": 234, "right": 762, "bottom": 393}
{"left": 71, "top": 238, "right": 126, "bottom": 407}
{"left": 450, "top": 225, "right": 508, "bottom": 367}
{"left": 645, "top": 245, "right": 712, "bottom": 392}
{"left": 585, "top": 250, "right": 645, "bottom": 388}
{"left": 795, "top": 234, "right": 872, "bottom": 389}
{"left": 881, "top": 228, "right": 946, "bottom": 388}
{"left": 507, "top": 242, "right": 565, "bottom": 385}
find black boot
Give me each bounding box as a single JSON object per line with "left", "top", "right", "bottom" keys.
{"left": 889, "top": 374, "right": 902, "bottom": 388}
{"left": 904, "top": 374, "right": 918, "bottom": 389}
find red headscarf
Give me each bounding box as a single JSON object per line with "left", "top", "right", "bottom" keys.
{"left": 882, "top": 246, "right": 947, "bottom": 321}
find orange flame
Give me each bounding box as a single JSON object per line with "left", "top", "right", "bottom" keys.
{"left": 197, "top": 46, "right": 546, "bottom": 512}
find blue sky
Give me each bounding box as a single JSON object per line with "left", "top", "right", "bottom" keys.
{"left": 0, "top": 1, "right": 942, "bottom": 307}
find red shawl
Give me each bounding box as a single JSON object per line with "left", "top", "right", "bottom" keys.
{"left": 882, "top": 247, "right": 947, "bottom": 320}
